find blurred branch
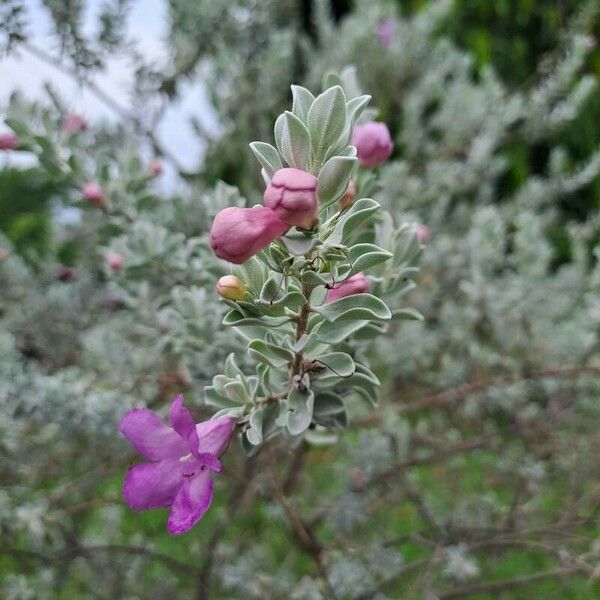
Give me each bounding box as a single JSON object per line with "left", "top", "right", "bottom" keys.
{"left": 356, "top": 365, "right": 600, "bottom": 427}
{"left": 18, "top": 40, "right": 193, "bottom": 177}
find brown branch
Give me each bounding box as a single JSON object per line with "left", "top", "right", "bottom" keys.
{"left": 269, "top": 452, "right": 338, "bottom": 600}
{"left": 357, "top": 365, "right": 600, "bottom": 426}
{"left": 2, "top": 544, "right": 196, "bottom": 576}
{"left": 437, "top": 564, "right": 589, "bottom": 599}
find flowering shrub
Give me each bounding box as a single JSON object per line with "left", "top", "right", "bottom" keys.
{"left": 1, "top": 1, "right": 600, "bottom": 599}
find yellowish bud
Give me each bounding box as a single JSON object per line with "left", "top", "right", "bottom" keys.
{"left": 216, "top": 275, "right": 247, "bottom": 301}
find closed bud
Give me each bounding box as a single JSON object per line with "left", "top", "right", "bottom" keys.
{"left": 149, "top": 159, "right": 163, "bottom": 177}
{"left": 210, "top": 206, "right": 288, "bottom": 264}
{"left": 352, "top": 122, "right": 394, "bottom": 168}
{"left": 263, "top": 168, "right": 318, "bottom": 229}
{"left": 63, "top": 113, "right": 88, "bottom": 134}
{"left": 82, "top": 183, "right": 107, "bottom": 209}
{"left": 0, "top": 132, "right": 18, "bottom": 150}
{"left": 326, "top": 272, "right": 369, "bottom": 303}
{"left": 415, "top": 224, "right": 430, "bottom": 244}
{"left": 216, "top": 275, "right": 247, "bottom": 301}
{"left": 339, "top": 180, "right": 356, "bottom": 209}
{"left": 106, "top": 252, "right": 124, "bottom": 271}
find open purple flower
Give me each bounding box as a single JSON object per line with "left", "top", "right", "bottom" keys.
{"left": 120, "top": 395, "right": 236, "bottom": 535}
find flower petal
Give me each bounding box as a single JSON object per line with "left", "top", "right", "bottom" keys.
{"left": 194, "top": 417, "right": 237, "bottom": 456}
{"left": 120, "top": 408, "right": 188, "bottom": 460}
{"left": 167, "top": 471, "right": 214, "bottom": 535}
{"left": 196, "top": 452, "right": 222, "bottom": 473}
{"left": 169, "top": 394, "right": 195, "bottom": 440}
{"left": 123, "top": 459, "right": 185, "bottom": 510}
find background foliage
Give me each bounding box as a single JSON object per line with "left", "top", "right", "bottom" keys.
{"left": 1, "top": 1, "right": 600, "bottom": 599}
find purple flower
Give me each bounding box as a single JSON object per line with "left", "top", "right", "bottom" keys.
{"left": 376, "top": 18, "right": 396, "bottom": 49}
{"left": 210, "top": 205, "right": 288, "bottom": 264}
{"left": 63, "top": 113, "right": 88, "bottom": 134}
{"left": 263, "top": 168, "right": 318, "bottom": 229}
{"left": 120, "top": 395, "right": 236, "bottom": 535}
{"left": 0, "top": 131, "right": 18, "bottom": 150}
{"left": 352, "top": 122, "right": 394, "bottom": 168}
{"left": 326, "top": 272, "right": 369, "bottom": 303}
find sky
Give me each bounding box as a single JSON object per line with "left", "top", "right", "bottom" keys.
{"left": 0, "top": 0, "right": 218, "bottom": 184}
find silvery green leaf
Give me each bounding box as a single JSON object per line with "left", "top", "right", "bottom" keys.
{"left": 291, "top": 85, "right": 315, "bottom": 123}
{"left": 274, "top": 113, "right": 286, "bottom": 154}
{"left": 266, "top": 290, "right": 307, "bottom": 311}
{"left": 317, "top": 155, "right": 357, "bottom": 208}
{"left": 313, "top": 352, "right": 355, "bottom": 377}
{"left": 393, "top": 307, "right": 424, "bottom": 321}
{"left": 316, "top": 319, "right": 369, "bottom": 344}
{"left": 262, "top": 403, "right": 281, "bottom": 439}
{"left": 238, "top": 256, "right": 267, "bottom": 293}
{"left": 301, "top": 270, "right": 329, "bottom": 286}
{"left": 287, "top": 388, "right": 314, "bottom": 435}
{"left": 314, "top": 293, "right": 391, "bottom": 322}
{"left": 224, "top": 353, "right": 244, "bottom": 379}
{"left": 249, "top": 141, "right": 283, "bottom": 177}
{"left": 260, "top": 276, "right": 281, "bottom": 303}
{"left": 213, "top": 407, "right": 244, "bottom": 419}
{"left": 393, "top": 225, "right": 421, "bottom": 266}
{"left": 204, "top": 386, "right": 242, "bottom": 409}
{"left": 323, "top": 72, "right": 343, "bottom": 89}
{"left": 224, "top": 379, "right": 248, "bottom": 403}
{"left": 241, "top": 432, "right": 260, "bottom": 456}
{"left": 343, "top": 363, "right": 381, "bottom": 406}
{"left": 310, "top": 285, "right": 328, "bottom": 307}
{"left": 327, "top": 198, "right": 380, "bottom": 245}
{"left": 313, "top": 392, "right": 348, "bottom": 429}
{"left": 280, "top": 111, "right": 311, "bottom": 170}
{"left": 223, "top": 309, "right": 292, "bottom": 328}
{"left": 246, "top": 409, "right": 263, "bottom": 445}
{"left": 282, "top": 229, "right": 319, "bottom": 255}
{"left": 340, "top": 65, "right": 362, "bottom": 99}
{"left": 275, "top": 400, "right": 289, "bottom": 427}
{"left": 307, "top": 86, "right": 347, "bottom": 169}
{"left": 261, "top": 168, "right": 270, "bottom": 185}
{"left": 346, "top": 95, "right": 372, "bottom": 131}
{"left": 349, "top": 243, "right": 392, "bottom": 274}
{"left": 248, "top": 339, "right": 291, "bottom": 368}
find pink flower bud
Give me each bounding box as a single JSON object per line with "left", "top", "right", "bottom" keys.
{"left": 376, "top": 18, "right": 396, "bottom": 49}
{"left": 107, "top": 252, "right": 124, "bottom": 271}
{"left": 216, "top": 275, "right": 247, "bottom": 301}
{"left": 82, "top": 183, "right": 107, "bottom": 209}
{"left": 149, "top": 159, "right": 163, "bottom": 177}
{"left": 326, "top": 272, "right": 369, "bottom": 303}
{"left": 352, "top": 122, "right": 394, "bottom": 168}
{"left": 63, "top": 113, "right": 88, "bottom": 134}
{"left": 339, "top": 180, "right": 356, "bottom": 209}
{"left": 0, "top": 132, "right": 18, "bottom": 150}
{"left": 210, "top": 206, "right": 288, "bottom": 264}
{"left": 585, "top": 36, "right": 597, "bottom": 49}
{"left": 263, "top": 168, "right": 318, "bottom": 229}
{"left": 56, "top": 265, "right": 77, "bottom": 282}
{"left": 0, "top": 248, "right": 7, "bottom": 261}
{"left": 415, "top": 224, "right": 430, "bottom": 244}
